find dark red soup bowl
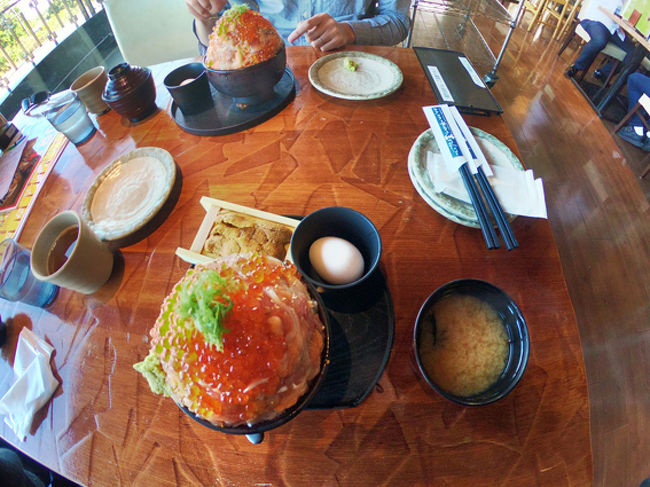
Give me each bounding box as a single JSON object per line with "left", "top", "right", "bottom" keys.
{"left": 102, "top": 63, "right": 157, "bottom": 122}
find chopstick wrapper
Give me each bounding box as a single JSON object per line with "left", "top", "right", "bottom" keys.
{"left": 0, "top": 328, "right": 59, "bottom": 440}
{"left": 423, "top": 105, "right": 547, "bottom": 219}
{"left": 422, "top": 105, "right": 468, "bottom": 172}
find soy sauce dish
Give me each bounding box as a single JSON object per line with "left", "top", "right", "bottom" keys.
{"left": 413, "top": 279, "right": 529, "bottom": 406}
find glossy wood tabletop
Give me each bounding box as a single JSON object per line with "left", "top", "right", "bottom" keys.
{"left": 599, "top": 6, "right": 650, "bottom": 50}
{"left": 1, "top": 46, "right": 592, "bottom": 486}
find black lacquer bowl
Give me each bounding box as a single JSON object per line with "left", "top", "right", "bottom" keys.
{"left": 204, "top": 46, "right": 286, "bottom": 106}
{"left": 178, "top": 281, "right": 330, "bottom": 444}
{"left": 102, "top": 63, "right": 156, "bottom": 122}
{"left": 413, "top": 279, "right": 530, "bottom": 406}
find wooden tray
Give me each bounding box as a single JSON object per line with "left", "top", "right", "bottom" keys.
{"left": 175, "top": 196, "right": 300, "bottom": 265}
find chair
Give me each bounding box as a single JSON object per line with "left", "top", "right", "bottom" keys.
{"left": 614, "top": 93, "right": 650, "bottom": 179}
{"left": 525, "top": 0, "right": 574, "bottom": 35}
{"left": 523, "top": 0, "right": 550, "bottom": 33}
{"left": 103, "top": 0, "right": 198, "bottom": 67}
{"left": 558, "top": 22, "right": 627, "bottom": 83}
{"left": 543, "top": 0, "right": 572, "bottom": 38}
{"left": 553, "top": 0, "right": 582, "bottom": 40}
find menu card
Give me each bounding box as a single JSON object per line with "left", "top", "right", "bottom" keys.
{"left": 0, "top": 132, "right": 68, "bottom": 240}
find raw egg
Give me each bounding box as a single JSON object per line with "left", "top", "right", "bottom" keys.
{"left": 308, "top": 236, "right": 365, "bottom": 285}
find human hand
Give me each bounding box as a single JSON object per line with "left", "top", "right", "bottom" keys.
{"left": 288, "top": 13, "right": 355, "bottom": 51}
{"left": 185, "top": 0, "right": 227, "bottom": 21}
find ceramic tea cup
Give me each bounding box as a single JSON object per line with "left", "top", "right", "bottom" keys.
{"left": 31, "top": 211, "right": 114, "bottom": 294}
{"left": 71, "top": 66, "right": 110, "bottom": 115}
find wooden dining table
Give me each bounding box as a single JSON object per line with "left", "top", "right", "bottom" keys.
{"left": 0, "top": 45, "right": 592, "bottom": 486}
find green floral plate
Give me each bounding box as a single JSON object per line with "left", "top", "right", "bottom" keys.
{"left": 308, "top": 51, "right": 403, "bottom": 100}
{"left": 407, "top": 127, "right": 524, "bottom": 228}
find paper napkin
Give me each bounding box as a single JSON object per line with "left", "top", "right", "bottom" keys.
{"left": 426, "top": 150, "right": 548, "bottom": 219}
{"left": 0, "top": 328, "right": 59, "bottom": 440}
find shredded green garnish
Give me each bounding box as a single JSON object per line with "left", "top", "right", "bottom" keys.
{"left": 178, "top": 269, "right": 234, "bottom": 351}
{"left": 133, "top": 351, "right": 171, "bottom": 396}
{"left": 217, "top": 3, "right": 249, "bottom": 37}
{"left": 344, "top": 58, "right": 359, "bottom": 72}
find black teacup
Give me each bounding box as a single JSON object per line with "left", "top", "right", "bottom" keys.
{"left": 164, "top": 63, "right": 212, "bottom": 116}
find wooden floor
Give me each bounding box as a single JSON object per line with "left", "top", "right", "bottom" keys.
{"left": 412, "top": 7, "right": 650, "bottom": 487}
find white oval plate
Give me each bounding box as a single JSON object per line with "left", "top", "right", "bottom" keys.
{"left": 82, "top": 147, "right": 176, "bottom": 241}
{"left": 308, "top": 51, "right": 403, "bottom": 100}
{"left": 407, "top": 128, "right": 524, "bottom": 228}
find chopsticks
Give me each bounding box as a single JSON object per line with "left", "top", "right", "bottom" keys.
{"left": 475, "top": 166, "right": 518, "bottom": 250}
{"left": 449, "top": 106, "right": 518, "bottom": 250}
{"left": 458, "top": 163, "right": 499, "bottom": 249}
{"left": 423, "top": 104, "right": 519, "bottom": 251}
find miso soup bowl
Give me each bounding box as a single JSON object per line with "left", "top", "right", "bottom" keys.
{"left": 413, "top": 279, "right": 529, "bottom": 406}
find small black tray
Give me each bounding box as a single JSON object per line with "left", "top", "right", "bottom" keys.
{"left": 170, "top": 68, "right": 296, "bottom": 136}
{"left": 306, "top": 268, "right": 394, "bottom": 409}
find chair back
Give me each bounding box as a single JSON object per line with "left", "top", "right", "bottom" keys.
{"left": 104, "top": 0, "right": 198, "bottom": 66}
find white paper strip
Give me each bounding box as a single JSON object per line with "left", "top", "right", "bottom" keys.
{"left": 426, "top": 66, "right": 454, "bottom": 103}
{"left": 458, "top": 57, "right": 486, "bottom": 88}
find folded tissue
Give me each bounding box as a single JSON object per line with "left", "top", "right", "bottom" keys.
{"left": 426, "top": 150, "right": 547, "bottom": 219}
{"left": 0, "top": 328, "right": 59, "bottom": 440}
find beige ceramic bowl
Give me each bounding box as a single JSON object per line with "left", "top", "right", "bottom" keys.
{"left": 71, "top": 66, "right": 110, "bottom": 115}
{"left": 31, "top": 210, "right": 114, "bottom": 294}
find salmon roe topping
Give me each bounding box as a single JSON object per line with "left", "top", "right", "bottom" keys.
{"left": 152, "top": 255, "right": 309, "bottom": 424}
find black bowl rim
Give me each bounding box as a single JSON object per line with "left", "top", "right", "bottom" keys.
{"left": 289, "top": 206, "right": 383, "bottom": 291}
{"left": 203, "top": 44, "right": 286, "bottom": 74}
{"left": 177, "top": 279, "right": 331, "bottom": 435}
{"left": 163, "top": 62, "right": 207, "bottom": 90}
{"left": 413, "top": 278, "right": 530, "bottom": 406}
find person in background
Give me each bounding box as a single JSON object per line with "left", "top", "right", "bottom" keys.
{"left": 185, "top": 0, "right": 411, "bottom": 54}
{"left": 617, "top": 71, "right": 650, "bottom": 149}
{"left": 0, "top": 448, "right": 47, "bottom": 487}
{"left": 565, "top": 0, "right": 635, "bottom": 80}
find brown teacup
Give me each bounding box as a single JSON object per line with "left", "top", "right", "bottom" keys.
{"left": 71, "top": 66, "right": 110, "bottom": 115}
{"left": 31, "top": 211, "right": 114, "bottom": 294}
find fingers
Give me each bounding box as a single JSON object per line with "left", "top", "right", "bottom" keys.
{"left": 185, "top": 2, "right": 207, "bottom": 20}
{"left": 185, "top": 0, "right": 226, "bottom": 20}
{"left": 288, "top": 18, "right": 314, "bottom": 43}
{"left": 288, "top": 13, "right": 352, "bottom": 51}
{"left": 318, "top": 35, "right": 345, "bottom": 52}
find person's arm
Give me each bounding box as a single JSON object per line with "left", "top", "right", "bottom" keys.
{"left": 288, "top": 0, "right": 411, "bottom": 51}
{"left": 346, "top": 0, "right": 411, "bottom": 46}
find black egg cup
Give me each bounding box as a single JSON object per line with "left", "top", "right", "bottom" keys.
{"left": 290, "top": 207, "right": 382, "bottom": 292}
{"left": 164, "top": 62, "right": 212, "bottom": 116}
